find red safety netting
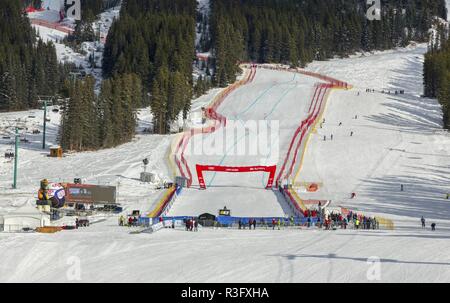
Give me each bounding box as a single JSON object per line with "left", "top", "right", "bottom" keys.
{"left": 29, "top": 18, "right": 74, "bottom": 34}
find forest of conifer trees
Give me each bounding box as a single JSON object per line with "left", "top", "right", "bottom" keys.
{"left": 424, "top": 22, "right": 450, "bottom": 129}
{"left": 210, "top": 0, "right": 447, "bottom": 87}
{"left": 0, "top": 0, "right": 66, "bottom": 111}
{"left": 103, "top": 0, "right": 196, "bottom": 134}
{"left": 59, "top": 73, "right": 142, "bottom": 151}
{"left": 2, "top": 0, "right": 449, "bottom": 153}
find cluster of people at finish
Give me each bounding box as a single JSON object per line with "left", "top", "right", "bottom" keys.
{"left": 185, "top": 218, "right": 199, "bottom": 231}
{"left": 324, "top": 211, "right": 380, "bottom": 230}
{"left": 118, "top": 215, "right": 139, "bottom": 227}
{"left": 311, "top": 203, "right": 380, "bottom": 230}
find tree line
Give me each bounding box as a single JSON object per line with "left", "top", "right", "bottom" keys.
{"left": 424, "top": 22, "right": 450, "bottom": 129}
{"left": 59, "top": 73, "right": 142, "bottom": 151}
{"left": 210, "top": 0, "right": 447, "bottom": 86}
{"left": 102, "top": 0, "right": 197, "bottom": 134}
{"left": 0, "top": 0, "right": 68, "bottom": 111}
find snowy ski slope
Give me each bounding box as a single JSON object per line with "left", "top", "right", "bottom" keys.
{"left": 0, "top": 44, "right": 449, "bottom": 283}
{"left": 2, "top": 0, "right": 450, "bottom": 279}
{"left": 169, "top": 68, "right": 321, "bottom": 217}
{"left": 300, "top": 44, "right": 450, "bottom": 227}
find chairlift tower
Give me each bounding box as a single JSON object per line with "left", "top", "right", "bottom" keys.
{"left": 13, "top": 127, "right": 19, "bottom": 189}
{"left": 69, "top": 71, "right": 82, "bottom": 84}
{"left": 37, "top": 95, "right": 54, "bottom": 150}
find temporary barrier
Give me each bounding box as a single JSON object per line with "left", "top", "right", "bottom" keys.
{"left": 30, "top": 18, "right": 74, "bottom": 34}
{"left": 275, "top": 84, "right": 329, "bottom": 184}
{"left": 196, "top": 165, "right": 276, "bottom": 190}
{"left": 375, "top": 217, "right": 395, "bottom": 230}
{"left": 36, "top": 226, "right": 62, "bottom": 233}
{"left": 148, "top": 186, "right": 176, "bottom": 218}
{"left": 279, "top": 186, "right": 307, "bottom": 215}
{"left": 215, "top": 216, "right": 318, "bottom": 227}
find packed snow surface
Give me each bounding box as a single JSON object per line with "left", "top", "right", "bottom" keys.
{"left": 301, "top": 44, "right": 450, "bottom": 227}
{"left": 1, "top": 39, "right": 450, "bottom": 281}
{"left": 0, "top": 224, "right": 449, "bottom": 283}
{"left": 169, "top": 68, "right": 320, "bottom": 217}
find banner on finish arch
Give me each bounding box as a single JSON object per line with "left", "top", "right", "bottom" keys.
{"left": 196, "top": 165, "right": 276, "bottom": 190}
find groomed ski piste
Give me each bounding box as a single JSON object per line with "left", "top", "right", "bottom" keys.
{"left": 1, "top": 42, "right": 450, "bottom": 282}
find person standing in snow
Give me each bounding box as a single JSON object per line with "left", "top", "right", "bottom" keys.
{"left": 421, "top": 216, "right": 426, "bottom": 229}
{"left": 277, "top": 219, "right": 281, "bottom": 230}
{"left": 343, "top": 217, "right": 348, "bottom": 229}
{"left": 350, "top": 131, "right": 354, "bottom": 137}
{"left": 431, "top": 223, "right": 436, "bottom": 231}
{"left": 331, "top": 134, "right": 334, "bottom": 141}
{"left": 272, "top": 218, "right": 276, "bottom": 230}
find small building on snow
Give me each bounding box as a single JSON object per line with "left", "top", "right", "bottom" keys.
{"left": 0, "top": 204, "right": 51, "bottom": 232}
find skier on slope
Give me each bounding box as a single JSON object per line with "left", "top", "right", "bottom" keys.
{"left": 421, "top": 216, "right": 426, "bottom": 229}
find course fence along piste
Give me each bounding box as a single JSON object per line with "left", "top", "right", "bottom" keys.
{"left": 30, "top": 18, "right": 74, "bottom": 34}
{"left": 173, "top": 65, "right": 258, "bottom": 187}
{"left": 256, "top": 64, "right": 351, "bottom": 214}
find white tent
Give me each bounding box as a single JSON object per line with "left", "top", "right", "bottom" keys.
{"left": 0, "top": 204, "right": 51, "bottom": 232}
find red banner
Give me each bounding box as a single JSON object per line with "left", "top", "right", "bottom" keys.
{"left": 196, "top": 165, "right": 276, "bottom": 189}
